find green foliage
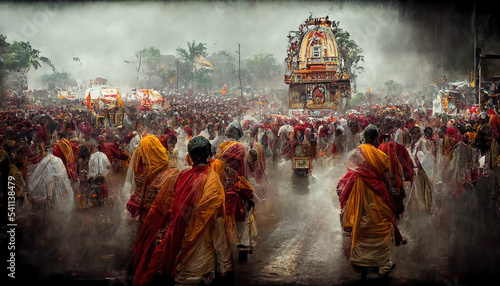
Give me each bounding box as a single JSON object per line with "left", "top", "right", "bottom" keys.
{"left": 334, "top": 25, "right": 364, "bottom": 76}
{"left": 349, "top": 92, "right": 366, "bottom": 106}
{"left": 208, "top": 50, "right": 237, "bottom": 88}
{"left": 245, "top": 53, "right": 281, "bottom": 88}
{"left": 135, "top": 46, "right": 162, "bottom": 76}
{"left": 0, "top": 35, "right": 8, "bottom": 107}
{"left": 176, "top": 41, "right": 208, "bottom": 65}
{"left": 195, "top": 68, "right": 213, "bottom": 91}
{"left": 0, "top": 34, "right": 9, "bottom": 56}
{"left": 176, "top": 41, "right": 209, "bottom": 91}
{"left": 333, "top": 22, "right": 364, "bottom": 92}
{"left": 133, "top": 46, "right": 172, "bottom": 90}
{"left": 3, "top": 40, "right": 54, "bottom": 73}
{"left": 40, "top": 71, "right": 76, "bottom": 90}
{"left": 384, "top": 79, "right": 403, "bottom": 96}
{"left": 0, "top": 35, "right": 54, "bottom": 105}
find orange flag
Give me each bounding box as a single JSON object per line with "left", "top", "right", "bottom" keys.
{"left": 222, "top": 85, "right": 226, "bottom": 95}
{"left": 85, "top": 93, "right": 91, "bottom": 110}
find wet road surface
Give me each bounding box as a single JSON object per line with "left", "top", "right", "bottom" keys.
{"left": 6, "top": 152, "right": 500, "bottom": 286}
{"left": 232, "top": 153, "right": 500, "bottom": 286}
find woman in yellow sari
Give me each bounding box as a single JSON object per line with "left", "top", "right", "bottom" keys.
{"left": 337, "top": 125, "right": 403, "bottom": 278}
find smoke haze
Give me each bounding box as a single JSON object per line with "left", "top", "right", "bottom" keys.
{"left": 0, "top": 1, "right": 483, "bottom": 93}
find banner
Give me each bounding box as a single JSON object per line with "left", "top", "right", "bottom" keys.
{"left": 85, "top": 93, "right": 91, "bottom": 110}
{"left": 198, "top": 55, "right": 212, "bottom": 67}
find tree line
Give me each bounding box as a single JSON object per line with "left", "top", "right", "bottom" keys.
{"left": 128, "top": 41, "right": 285, "bottom": 95}
{"left": 0, "top": 35, "right": 285, "bottom": 104}
{"left": 0, "top": 35, "right": 55, "bottom": 106}
{"left": 1, "top": 20, "right": 366, "bottom": 107}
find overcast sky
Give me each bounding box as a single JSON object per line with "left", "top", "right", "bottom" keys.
{"left": 1, "top": 1, "right": 449, "bottom": 92}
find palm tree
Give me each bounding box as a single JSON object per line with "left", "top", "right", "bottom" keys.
{"left": 176, "top": 41, "right": 208, "bottom": 94}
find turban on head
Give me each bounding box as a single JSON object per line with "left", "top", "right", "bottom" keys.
{"left": 188, "top": 136, "right": 210, "bottom": 154}
{"left": 188, "top": 136, "right": 212, "bottom": 163}
{"left": 226, "top": 121, "right": 243, "bottom": 139}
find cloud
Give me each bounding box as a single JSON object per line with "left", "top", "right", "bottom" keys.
{"left": 0, "top": 1, "right": 469, "bottom": 93}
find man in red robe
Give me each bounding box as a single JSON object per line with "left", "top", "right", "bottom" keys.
{"left": 97, "top": 135, "right": 121, "bottom": 163}
{"left": 97, "top": 135, "right": 130, "bottom": 169}
{"left": 52, "top": 132, "right": 79, "bottom": 183}
{"left": 133, "top": 136, "right": 233, "bottom": 286}
{"left": 378, "top": 141, "right": 414, "bottom": 218}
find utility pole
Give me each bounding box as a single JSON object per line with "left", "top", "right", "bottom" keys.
{"left": 473, "top": 0, "right": 477, "bottom": 105}
{"left": 479, "top": 57, "right": 482, "bottom": 111}
{"left": 237, "top": 43, "right": 243, "bottom": 101}
{"left": 136, "top": 69, "right": 139, "bottom": 90}
{"left": 124, "top": 59, "right": 139, "bottom": 89}
{"left": 176, "top": 58, "right": 179, "bottom": 95}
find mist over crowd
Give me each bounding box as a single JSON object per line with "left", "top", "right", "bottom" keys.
{"left": 1, "top": 0, "right": 497, "bottom": 96}
{"left": 1, "top": 1, "right": 500, "bottom": 286}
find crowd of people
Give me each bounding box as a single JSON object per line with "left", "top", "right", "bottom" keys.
{"left": 1, "top": 91, "right": 499, "bottom": 284}
{"left": 336, "top": 103, "right": 500, "bottom": 279}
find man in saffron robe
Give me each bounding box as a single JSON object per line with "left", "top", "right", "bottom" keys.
{"left": 133, "top": 136, "right": 233, "bottom": 286}
{"left": 337, "top": 125, "right": 403, "bottom": 277}
{"left": 209, "top": 156, "right": 227, "bottom": 192}
{"left": 126, "top": 135, "right": 171, "bottom": 226}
